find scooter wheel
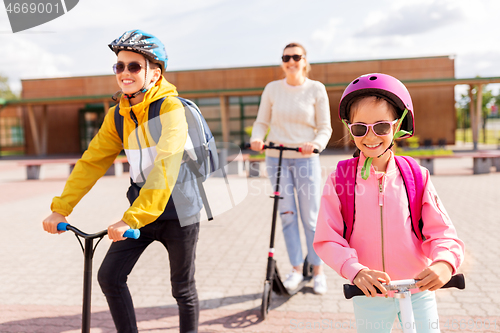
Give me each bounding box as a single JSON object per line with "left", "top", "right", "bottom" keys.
{"left": 261, "top": 280, "right": 272, "bottom": 319}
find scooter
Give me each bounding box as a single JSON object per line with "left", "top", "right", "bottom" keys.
{"left": 251, "top": 142, "right": 319, "bottom": 319}
{"left": 56, "top": 222, "right": 140, "bottom": 333}
{"left": 343, "top": 273, "right": 465, "bottom": 333}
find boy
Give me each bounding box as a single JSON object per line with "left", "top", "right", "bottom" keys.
{"left": 42, "top": 29, "right": 200, "bottom": 333}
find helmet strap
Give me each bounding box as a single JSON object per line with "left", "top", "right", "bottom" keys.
{"left": 392, "top": 108, "right": 411, "bottom": 140}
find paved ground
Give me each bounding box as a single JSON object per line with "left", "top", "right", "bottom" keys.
{"left": 0, "top": 146, "right": 499, "bottom": 332}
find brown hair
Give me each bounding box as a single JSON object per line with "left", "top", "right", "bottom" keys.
{"left": 283, "top": 42, "right": 311, "bottom": 77}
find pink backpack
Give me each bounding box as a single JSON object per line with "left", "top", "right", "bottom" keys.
{"left": 335, "top": 156, "right": 425, "bottom": 243}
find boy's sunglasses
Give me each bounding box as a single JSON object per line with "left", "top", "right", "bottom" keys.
{"left": 112, "top": 61, "right": 144, "bottom": 74}
{"left": 348, "top": 119, "right": 398, "bottom": 137}
{"left": 281, "top": 54, "right": 304, "bottom": 62}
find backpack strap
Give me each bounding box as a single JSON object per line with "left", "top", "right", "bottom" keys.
{"left": 114, "top": 103, "right": 124, "bottom": 142}
{"left": 148, "top": 97, "right": 166, "bottom": 143}
{"left": 113, "top": 98, "right": 166, "bottom": 144}
{"left": 335, "top": 157, "right": 359, "bottom": 243}
{"left": 394, "top": 155, "right": 425, "bottom": 241}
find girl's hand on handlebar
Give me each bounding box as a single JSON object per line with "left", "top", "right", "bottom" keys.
{"left": 250, "top": 139, "right": 264, "bottom": 152}
{"left": 353, "top": 269, "right": 391, "bottom": 297}
{"left": 415, "top": 261, "right": 453, "bottom": 291}
{"left": 300, "top": 142, "right": 316, "bottom": 156}
{"left": 108, "top": 220, "right": 132, "bottom": 242}
{"left": 43, "top": 212, "right": 67, "bottom": 234}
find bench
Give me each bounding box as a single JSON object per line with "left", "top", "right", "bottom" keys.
{"left": 416, "top": 151, "right": 500, "bottom": 175}
{"left": 18, "top": 157, "right": 129, "bottom": 180}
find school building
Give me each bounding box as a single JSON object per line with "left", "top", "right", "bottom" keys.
{"left": 1, "top": 55, "right": 499, "bottom": 156}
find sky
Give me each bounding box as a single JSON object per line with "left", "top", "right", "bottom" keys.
{"left": 1, "top": 0, "right": 500, "bottom": 95}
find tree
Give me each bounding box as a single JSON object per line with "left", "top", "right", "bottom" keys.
{"left": 456, "top": 92, "right": 470, "bottom": 129}
{"left": 456, "top": 85, "right": 497, "bottom": 143}
{"left": 0, "top": 74, "right": 19, "bottom": 101}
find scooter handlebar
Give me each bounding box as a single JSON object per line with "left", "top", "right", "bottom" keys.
{"left": 57, "top": 222, "right": 70, "bottom": 231}
{"left": 244, "top": 142, "right": 319, "bottom": 154}
{"left": 123, "top": 229, "right": 140, "bottom": 239}
{"left": 343, "top": 273, "right": 465, "bottom": 300}
{"left": 56, "top": 222, "right": 140, "bottom": 239}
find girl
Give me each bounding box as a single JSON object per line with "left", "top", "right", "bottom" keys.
{"left": 250, "top": 42, "right": 332, "bottom": 294}
{"left": 313, "top": 73, "right": 464, "bottom": 332}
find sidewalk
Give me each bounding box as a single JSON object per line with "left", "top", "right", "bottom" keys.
{"left": 0, "top": 151, "right": 498, "bottom": 332}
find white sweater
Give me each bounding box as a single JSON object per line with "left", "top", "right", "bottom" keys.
{"left": 251, "top": 78, "right": 332, "bottom": 159}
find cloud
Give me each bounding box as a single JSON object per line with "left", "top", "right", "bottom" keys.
{"left": 455, "top": 51, "right": 500, "bottom": 78}
{"left": 0, "top": 36, "right": 72, "bottom": 93}
{"left": 355, "top": 0, "right": 464, "bottom": 37}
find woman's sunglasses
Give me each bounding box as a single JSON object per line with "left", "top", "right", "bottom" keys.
{"left": 112, "top": 61, "right": 144, "bottom": 74}
{"left": 348, "top": 119, "right": 398, "bottom": 137}
{"left": 281, "top": 54, "right": 304, "bottom": 62}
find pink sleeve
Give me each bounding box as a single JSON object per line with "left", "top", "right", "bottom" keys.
{"left": 420, "top": 168, "right": 465, "bottom": 274}
{"left": 313, "top": 171, "right": 368, "bottom": 283}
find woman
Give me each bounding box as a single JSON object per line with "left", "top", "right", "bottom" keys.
{"left": 250, "top": 42, "right": 332, "bottom": 294}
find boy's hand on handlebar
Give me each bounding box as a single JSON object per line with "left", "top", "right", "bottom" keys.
{"left": 43, "top": 212, "right": 67, "bottom": 234}
{"left": 108, "top": 221, "right": 131, "bottom": 242}
{"left": 353, "top": 269, "right": 391, "bottom": 297}
{"left": 250, "top": 139, "right": 264, "bottom": 152}
{"left": 415, "top": 261, "right": 453, "bottom": 291}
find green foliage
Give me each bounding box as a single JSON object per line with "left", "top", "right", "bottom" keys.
{"left": 404, "top": 136, "right": 420, "bottom": 149}
{"left": 457, "top": 85, "right": 498, "bottom": 129}
{"left": 396, "top": 135, "right": 453, "bottom": 157}
{"left": 244, "top": 126, "right": 270, "bottom": 141}
{"left": 456, "top": 93, "right": 471, "bottom": 129}
{"left": 0, "top": 74, "right": 19, "bottom": 101}
{"left": 395, "top": 148, "right": 453, "bottom": 157}
{"left": 456, "top": 128, "right": 499, "bottom": 145}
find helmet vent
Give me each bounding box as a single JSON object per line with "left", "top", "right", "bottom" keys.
{"left": 369, "top": 76, "right": 378, "bottom": 81}
{"left": 353, "top": 79, "right": 359, "bottom": 84}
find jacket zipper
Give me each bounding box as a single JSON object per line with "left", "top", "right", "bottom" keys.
{"left": 379, "top": 177, "right": 386, "bottom": 272}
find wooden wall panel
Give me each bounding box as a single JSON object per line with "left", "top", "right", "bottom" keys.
{"left": 409, "top": 86, "right": 455, "bottom": 145}
{"left": 309, "top": 64, "right": 328, "bottom": 83}
{"left": 83, "top": 76, "right": 118, "bottom": 96}
{"left": 24, "top": 104, "right": 82, "bottom": 155}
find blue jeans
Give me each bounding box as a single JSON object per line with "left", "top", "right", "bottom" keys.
{"left": 266, "top": 155, "right": 323, "bottom": 267}
{"left": 352, "top": 290, "right": 440, "bottom": 333}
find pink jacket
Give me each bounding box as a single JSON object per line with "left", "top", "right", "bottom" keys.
{"left": 313, "top": 152, "right": 464, "bottom": 284}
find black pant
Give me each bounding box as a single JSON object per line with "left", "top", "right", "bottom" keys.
{"left": 98, "top": 219, "right": 199, "bottom": 333}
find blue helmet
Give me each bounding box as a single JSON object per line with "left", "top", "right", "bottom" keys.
{"left": 109, "top": 29, "right": 168, "bottom": 73}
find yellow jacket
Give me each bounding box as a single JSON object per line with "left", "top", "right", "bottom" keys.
{"left": 51, "top": 77, "right": 187, "bottom": 229}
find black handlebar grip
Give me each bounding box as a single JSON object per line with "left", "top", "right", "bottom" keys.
{"left": 313, "top": 149, "right": 319, "bottom": 154}
{"left": 343, "top": 284, "right": 383, "bottom": 300}
{"left": 442, "top": 273, "right": 465, "bottom": 290}
{"left": 244, "top": 143, "right": 251, "bottom": 149}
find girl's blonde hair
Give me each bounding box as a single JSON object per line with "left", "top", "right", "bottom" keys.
{"left": 283, "top": 42, "right": 311, "bottom": 77}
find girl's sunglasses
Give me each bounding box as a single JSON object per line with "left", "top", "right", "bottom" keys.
{"left": 281, "top": 54, "right": 304, "bottom": 62}
{"left": 348, "top": 119, "right": 398, "bottom": 137}
{"left": 112, "top": 61, "right": 143, "bottom": 74}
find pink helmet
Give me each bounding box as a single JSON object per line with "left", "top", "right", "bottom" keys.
{"left": 339, "top": 73, "right": 414, "bottom": 138}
